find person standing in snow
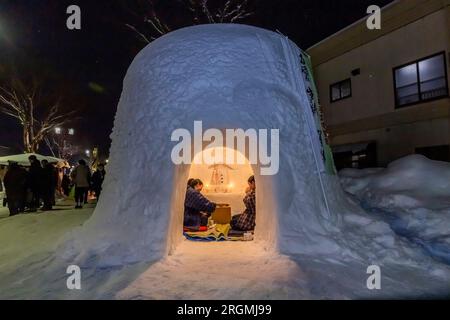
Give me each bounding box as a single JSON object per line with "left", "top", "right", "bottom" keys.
{"left": 40, "top": 160, "right": 57, "bottom": 211}
{"left": 61, "top": 172, "right": 71, "bottom": 196}
{"left": 3, "top": 162, "right": 28, "bottom": 216}
{"left": 184, "top": 179, "right": 216, "bottom": 228}
{"left": 28, "top": 155, "right": 43, "bottom": 212}
{"left": 230, "top": 175, "right": 256, "bottom": 231}
{"left": 91, "top": 164, "right": 106, "bottom": 200}
{"left": 71, "top": 159, "right": 91, "bottom": 209}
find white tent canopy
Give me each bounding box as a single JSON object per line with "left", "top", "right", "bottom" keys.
{"left": 0, "top": 153, "right": 68, "bottom": 167}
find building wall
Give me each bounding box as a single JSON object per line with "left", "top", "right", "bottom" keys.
{"left": 332, "top": 118, "right": 449, "bottom": 165}
{"left": 309, "top": 4, "right": 450, "bottom": 166}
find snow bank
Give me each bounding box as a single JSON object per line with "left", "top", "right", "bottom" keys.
{"left": 340, "top": 155, "right": 450, "bottom": 211}
{"left": 340, "top": 155, "right": 450, "bottom": 263}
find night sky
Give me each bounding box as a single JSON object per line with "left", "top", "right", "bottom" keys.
{"left": 0, "top": 0, "right": 393, "bottom": 158}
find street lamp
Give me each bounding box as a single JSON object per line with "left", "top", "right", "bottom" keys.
{"left": 55, "top": 127, "right": 74, "bottom": 135}
{"left": 85, "top": 149, "right": 90, "bottom": 157}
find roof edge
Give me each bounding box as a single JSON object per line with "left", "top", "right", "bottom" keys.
{"left": 306, "top": 0, "right": 399, "bottom": 52}
{"left": 306, "top": 0, "right": 449, "bottom": 65}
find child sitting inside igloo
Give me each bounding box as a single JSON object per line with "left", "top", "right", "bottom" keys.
{"left": 184, "top": 179, "right": 216, "bottom": 230}
{"left": 230, "top": 175, "right": 256, "bottom": 232}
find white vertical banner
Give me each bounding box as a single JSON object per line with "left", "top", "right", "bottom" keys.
{"left": 280, "top": 37, "right": 326, "bottom": 174}
{"left": 279, "top": 35, "right": 332, "bottom": 219}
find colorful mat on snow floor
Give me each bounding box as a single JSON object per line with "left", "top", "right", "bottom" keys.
{"left": 184, "top": 224, "right": 246, "bottom": 242}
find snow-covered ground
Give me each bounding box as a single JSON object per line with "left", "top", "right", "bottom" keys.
{"left": 1, "top": 204, "right": 450, "bottom": 299}
{"left": 0, "top": 198, "right": 156, "bottom": 300}
{"left": 117, "top": 241, "right": 307, "bottom": 300}
{"left": 2, "top": 155, "right": 450, "bottom": 299}
{"left": 0, "top": 200, "right": 93, "bottom": 299}
{"left": 117, "top": 239, "right": 450, "bottom": 300}
{"left": 116, "top": 154, "right": 450, "bottom": 300}
{"left": 0, "top": 200, "right": 92, "bottom": 273}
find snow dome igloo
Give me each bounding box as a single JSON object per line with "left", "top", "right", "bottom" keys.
{"left": 66, "top": 24, "right": 345, "bottom": 266}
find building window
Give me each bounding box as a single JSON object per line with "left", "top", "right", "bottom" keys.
{"left": 394, "top": 52, "right": 449, "bottom": 108}
{"left": 330, "top": 79, "right": 352, "bottom": 103}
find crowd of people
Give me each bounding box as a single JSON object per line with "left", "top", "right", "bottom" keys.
{"left": 0, "top": 156, "right": 106, "bottom": 216}
{"left": 183, "top": 175, "right": 256, "bottom": 232}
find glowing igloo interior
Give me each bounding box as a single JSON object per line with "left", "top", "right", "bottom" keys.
{"left": 188, "top": 147, "right": 254, "bottom": 216}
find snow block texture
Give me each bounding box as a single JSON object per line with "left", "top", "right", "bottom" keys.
{"left": 60, "top": 24, "right": 354, "bottom": 266}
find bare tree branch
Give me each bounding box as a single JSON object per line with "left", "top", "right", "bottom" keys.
{"left": 125, "top": 23, "right": 153, "bottom": 43}
{"left": 145, "top": 12, "right": 171, "bottom": 35}
{"left": 200, "top": 0, "right": 215, "bottom": 23}
{"left": 0, "top": 79, "right": 77, "bottom": 153}
{"left": 127, "top": 0, "right": 254, "bottom": 44}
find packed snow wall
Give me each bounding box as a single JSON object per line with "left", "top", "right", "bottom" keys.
{"left": 60, "top": 24, "right": 350, "bottom": 266}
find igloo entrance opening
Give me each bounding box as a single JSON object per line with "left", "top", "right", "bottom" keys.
{"left": 183, "top": 147, "right": 257, "bottom": 242}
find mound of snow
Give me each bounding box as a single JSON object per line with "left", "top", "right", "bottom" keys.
{"left": 340, "top": 155, "right": 450, "bottom": 211}
{"left": 57, "top": 23, "right": 348, "bottom": 266}
{"left": 340, "top": 155, "right": 450, "bottom": 263}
